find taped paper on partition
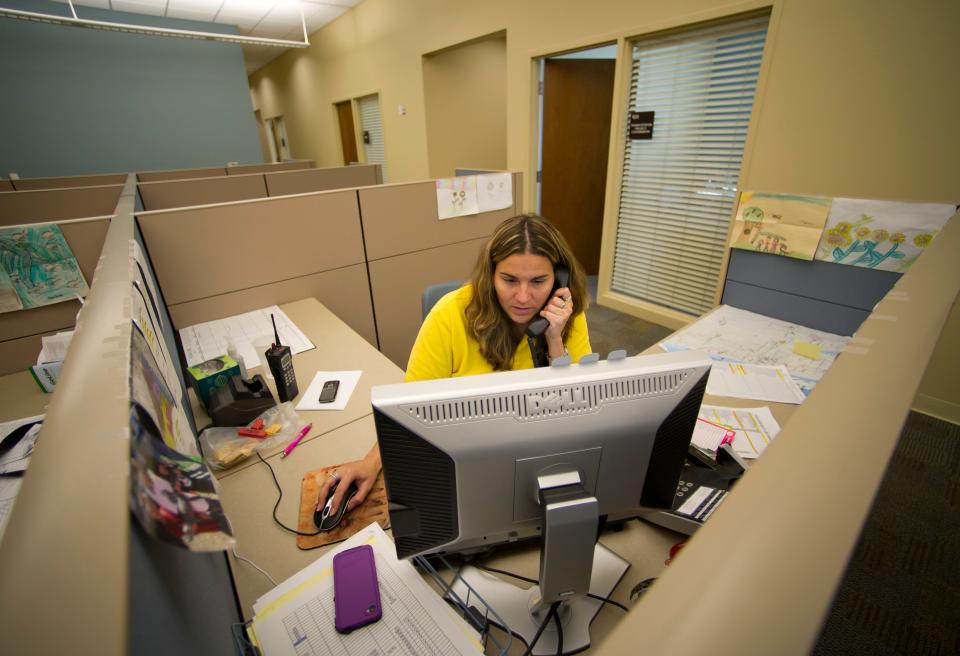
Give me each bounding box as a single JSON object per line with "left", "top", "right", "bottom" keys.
{"left": 435, "top": 176, "right": 480, "bottom": 220}
{"left": 476, "top": 172, "right": 513, "bottom": 212}
{"left": 0, "top": 224, "right": 88, "bottom": 313}
{"left": 814, "top": 198, "right": 955, "bottom": 272}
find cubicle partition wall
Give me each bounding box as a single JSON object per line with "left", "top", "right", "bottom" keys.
{"left": 137, "top": 166, "right": 227, "bottom": 183}
{"left": 360, "top": 173, "right": 522, "bottom": 366}
{"left": 722, "top": 249, "right": 901, "bottom": 335}
{"left": 263, "top": 163, "right": 382, "bottom": 196}
{"left": 135, "top": 159, "right": 315, "bottom": 183}
{"left": 136, "top": 190, "right": 377, "bottom": 347}
{"left": 137, "top": 173, "right": 269, "bottom": 211}
{"left": 605, "top": 212, "right": 960, "bottom": 655}
{"left": 0, "top": 184, "right": 124, "bottom": 226}
{"left": 137, "top": 163, "right": 382, "bottom": 211}
{"left": 0, "top": 216, "right": 111, "bottom": 374}
{"left": 225, "top": 160, "right": 313, "bottom": 175}
{"left": 0, "top": 178, "right": 122, "bottom": 374}
{"left": 0, "top": 174, "right": 239, "bottom": 655}
{"left": 136, "top": 172, "right": 521, "bottom": 368}
{"left": 10, "top": 173, "right": 128, "bottom": 190}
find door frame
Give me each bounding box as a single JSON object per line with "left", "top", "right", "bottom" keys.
{"left": 331, "top": 89, "right": 383, "bottom": 167}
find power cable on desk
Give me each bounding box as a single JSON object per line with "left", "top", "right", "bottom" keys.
{"left": 232, "top": 545, "right": 277, "bottom": 587}
{"left": 520, "top": 600, "right": 561, "bottom": 656}
{"left": 474, "top": 564, "right": 631, "bottom": 613}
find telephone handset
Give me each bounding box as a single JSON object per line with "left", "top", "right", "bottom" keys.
{"left": 524, "top": 264, "right": 571, "bottom": 339}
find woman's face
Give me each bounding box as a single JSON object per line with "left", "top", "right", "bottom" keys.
{"left": 493, "top": 252, "right": 555, "bottom": 328}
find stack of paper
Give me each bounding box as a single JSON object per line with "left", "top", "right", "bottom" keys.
{"left": 179, "top": 306, "right": 314, "bottom": 371}
{"left": 250, "top": 523, "right": 482, "bottom": 655}
{"left": 0, "top": 415, "right": 43, "bottom": 541}
{"left": 698, "top": 405, "right": 781, "bottom": 459}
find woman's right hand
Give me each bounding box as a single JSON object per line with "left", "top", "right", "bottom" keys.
{"left": 316, "top": 448, "right": 381, "bottom": 514}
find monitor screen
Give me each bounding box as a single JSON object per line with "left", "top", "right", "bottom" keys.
{"left": 372, "top": 350, "right": 711, "bottom": 560}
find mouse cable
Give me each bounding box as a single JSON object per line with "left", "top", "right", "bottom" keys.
{"left": 257, "top": 452, "right": 322, "bottom": 537}
{"left": 474, "top": 564, "right": 630, "bottom": 613}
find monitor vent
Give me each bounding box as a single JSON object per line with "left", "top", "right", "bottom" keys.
{"left": 641, "top": 370, "right": 710, "bottom": 508}
{"left": 403, "top": 370, "right": 692, "bottom": 425}
{"left": 375, "top": 408, "right": 458, "bottom": 558}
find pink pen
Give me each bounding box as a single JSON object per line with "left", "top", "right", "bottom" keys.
{"left": 280, "top": 423, "right": 312, "bottom": 458}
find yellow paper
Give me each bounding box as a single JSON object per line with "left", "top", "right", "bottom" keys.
{"left": 793, "top": 340, "right": 822, "bottom": 360}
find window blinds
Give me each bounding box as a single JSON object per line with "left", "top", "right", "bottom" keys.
{"left": 611, "top": 14, "right": 769, "bottom": 317}
{"left": 358, "top": 94, "right": 387, "bottom": 182}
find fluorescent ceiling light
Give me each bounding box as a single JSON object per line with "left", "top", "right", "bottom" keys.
{"left": 0, "top": 2, "right": 310, "bottom": 48}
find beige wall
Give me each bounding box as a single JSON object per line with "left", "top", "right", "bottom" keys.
{"left": 422, "top": 31, "right": 507, "bottom": 178}
{"left": 915, "top": 294, "right": 960, "bottom": 421}
{"left": 248, "top": 0, "right": 960, "bottom": 416}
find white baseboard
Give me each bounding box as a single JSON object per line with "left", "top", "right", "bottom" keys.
{"left": 912, "top": 393, "right": 960, "bottom": 426}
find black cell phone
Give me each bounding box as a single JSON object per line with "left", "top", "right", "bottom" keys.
{"left": 319, "top": 379, "right": 340, "bottom": 403}
{"left": 265, "top": 313, "right": 299, "bottom": 403}
{"left": 525, "top": 264, "right": 571, "bottom": 338}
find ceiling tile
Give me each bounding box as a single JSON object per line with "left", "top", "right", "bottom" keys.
{"left": 110, "top": 0, "right": 166, "bottom": 16}
{"left": 53, "top": 0, "right": 113, "bottom": 9}
{"left": 166, "top": 0, "right": 223, "bottom": 22}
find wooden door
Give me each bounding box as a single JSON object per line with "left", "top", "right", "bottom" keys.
{"left": 336, "top": 101, "right": 359, "bottom": 165}
{"left": 540, "top": 59, "right": 616, "bottom": 275}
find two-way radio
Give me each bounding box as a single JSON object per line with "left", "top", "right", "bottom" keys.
{"left": 265, "top": 313, "right": 299, "bottom": 403}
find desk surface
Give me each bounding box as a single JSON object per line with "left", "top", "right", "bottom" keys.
{"left": 214, "top": 298, "right": 405, "bottom": 615}
{"left": 215, "top": 298, "right": 800, "bottom": 654}
{"left": 0, "top": 371, "right": 49, "bottom": 423}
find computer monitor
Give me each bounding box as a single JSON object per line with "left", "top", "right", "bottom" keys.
{"left": 372, "top": 350, "right": 711, "bottom": 654}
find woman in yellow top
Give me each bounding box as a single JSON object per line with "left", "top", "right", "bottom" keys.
{"left": 318, "top": 214, "right": 591, "bottom": 513}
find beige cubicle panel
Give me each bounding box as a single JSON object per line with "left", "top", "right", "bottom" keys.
{"left": 0, "top": 217, "right": 111, "bottom": 375}
{"left": 601, "top": 211, "right": 960, "bottom": 655}
{"left": 368, "top": 237, "right": 486, "bottom": 366}
{"left": 226, "top": 160, "right": 313, "bottom": 175}
{"left": 0, "top": 189, "right": 136, "bottom": 656}
{"left": 168, "top": 263, "right": 377, "bottom": 347}
{"left": 136, "top": 166, "right": 226, "bottom": 182}
{"left": 12, "top": 173, "right": 127, "bottom": 190}
{"left": 359, "top": 173, "right": 522, "bottom": 367}
{"left": 358, "top": 173, "right": 521, "bottom": 261}
{"left": 0, "top": 180, "right": 13, "bottom": 191}
{"left": 136, "top": 190, "right": 376, "bottom": 345}
{"left": 137, "top": 173, "right": 268, "bottom": 211}
{"left": 0, "top": 185, "right": 123, "bottom": 225}
{"left": 264, "top": 163, "right": 382, "bottom": 196}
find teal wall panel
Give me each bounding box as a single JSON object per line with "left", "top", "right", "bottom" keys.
{"left": 0, "top": 1, "right": 263, "bottom": 177}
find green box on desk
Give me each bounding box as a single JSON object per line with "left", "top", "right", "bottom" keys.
{"left": 188, "top": 355, "right": 241, "bottom": 409}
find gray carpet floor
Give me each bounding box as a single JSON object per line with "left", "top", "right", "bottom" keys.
{"left": 583, "top": 276, "right": 673, "bottom": 357}
{"left": 574, "top": 284, "right": 959, "bottom": 654}
{"left": 812, "top": 412, "right": 960, "bottom": 656}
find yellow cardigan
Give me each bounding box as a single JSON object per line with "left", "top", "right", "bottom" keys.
{"left": 404, "top": 285, "right": 592, "bottom": 382}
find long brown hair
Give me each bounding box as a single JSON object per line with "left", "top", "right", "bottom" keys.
{"left": 465, "top": 214, "right": 588, "bottom": 370}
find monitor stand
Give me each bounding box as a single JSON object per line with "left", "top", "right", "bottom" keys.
{"left": 447, "top": 472, "right": 629, "bottom": 655}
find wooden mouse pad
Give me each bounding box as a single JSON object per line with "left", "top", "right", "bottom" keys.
{"left": 296, "top": 464, "right": 389, "bottom": 550}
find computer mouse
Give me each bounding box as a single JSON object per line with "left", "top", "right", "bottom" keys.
{"left": 314, "top": 481, "right": 359, "bottom": 531}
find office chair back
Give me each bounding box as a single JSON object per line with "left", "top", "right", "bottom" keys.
{"left": 422, "top": 281, "right": 462, "bottom": 319}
